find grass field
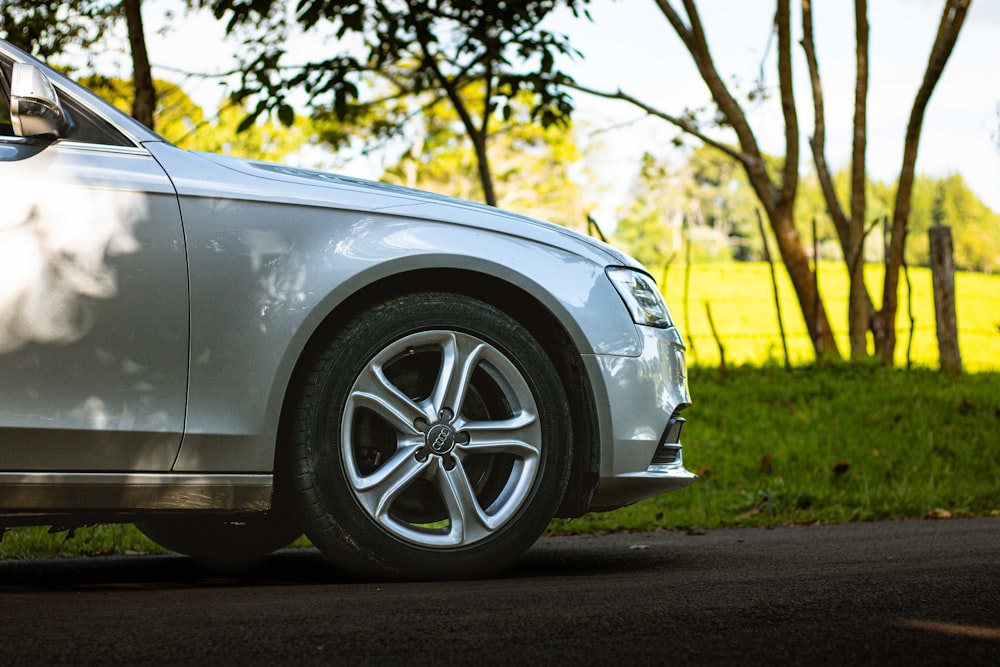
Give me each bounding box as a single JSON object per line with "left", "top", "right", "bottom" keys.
{"left": 659, "top": 262, "right": 999, "bottom": 372}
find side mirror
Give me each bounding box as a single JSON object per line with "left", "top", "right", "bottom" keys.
{"left": 10, "top": 63, "right": 73, "bottom": 139}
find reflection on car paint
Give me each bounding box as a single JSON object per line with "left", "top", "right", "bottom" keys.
{"left": 0, "top": 176, "right": 143, "bottom": 353}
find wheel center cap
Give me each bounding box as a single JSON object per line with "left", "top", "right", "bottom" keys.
{"left": 425, "top": 423, "right": 457, "bottom": 455}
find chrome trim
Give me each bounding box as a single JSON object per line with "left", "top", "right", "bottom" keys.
{"left": 589, "top": 466, "right": 698, "bottom": 511}
{"left": 54, "top": 140, "right": 153, "bottom": 156}
{"left": 0, "top": 135, "right": 38, "bottom": 145}
{"left": 0, "top": 473, "right": 273, "bottom": 513}
{"left": 0, "top": 135, "right": 156, "bottom": 156}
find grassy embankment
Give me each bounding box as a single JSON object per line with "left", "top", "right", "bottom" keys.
{"left": 548, "top": 364, "right": 1000, "bottom": 534}
{"left": 1, "top": 264, "right": 997, "bottom": 556}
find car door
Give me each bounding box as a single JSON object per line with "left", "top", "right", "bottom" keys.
{"left": 0, "top": 56, "right": 189, "bottom": 472}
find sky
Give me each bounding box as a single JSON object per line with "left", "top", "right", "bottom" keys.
{"left": 130, "top": 0, "right": 1000, "bottom": 218}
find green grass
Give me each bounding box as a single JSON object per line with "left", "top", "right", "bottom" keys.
{"left": 548, "top": 365, "right": 1000, "bottom": 534}
{"left": 0, "top": 523, "right": 167, "bottom": 559}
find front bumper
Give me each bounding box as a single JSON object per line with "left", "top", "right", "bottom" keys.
{"left": 585, "top": 324, "right": 697, "bottom": 511}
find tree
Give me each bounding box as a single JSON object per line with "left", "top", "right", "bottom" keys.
{"left": 0, "top": 1, "right": 117, "bottom": 64}
{"left": 795, "top": 168, "right": 997, "bottom": 274}
{"left": 199, "top": 0, "right": 591, "bottom": 207}
{"left": 382, "top": 87, "right": 591, "bottom": 229}
{"left": 907, "top": 174, "right": 1000, "bottom": 274}
{"left": 122, "top": 0, "right": 155, "bottom": 129}
{"left": 568, "top": 0, "right": 970, "bottom": 363}
{"left": 683, "top": 145, "right": 764, "bottom": 261}
{"left": 614, "top": 153, "right": 683, "bottom": 268}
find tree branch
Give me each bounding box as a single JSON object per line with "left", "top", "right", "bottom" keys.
{"left": 413, "top": 15, "right": 497, "bottom": 205}
{"left": 800, "top": 0, "right": 849, "bottom": 251}
{"left": 653, "top": 0, "right": 777, "bottom": 208}
{"left": 850, "top": 0, "right": 869, "bottom": 247}
{"left": 774, "top": 0, "right": 798, "bottom": 206}
{"left": 563, "top": 81, "right": 744, "bottom": 162}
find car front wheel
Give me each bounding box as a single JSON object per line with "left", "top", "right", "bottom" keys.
{"left": 292, "top": 293, "right": 571, "bottom": 579}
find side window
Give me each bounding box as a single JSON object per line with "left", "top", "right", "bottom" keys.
{"left": 59, "top": 93, "right": 133, "bottom": 147}
{"left": 0, "top": 60, "right": 14, "bottom": 137}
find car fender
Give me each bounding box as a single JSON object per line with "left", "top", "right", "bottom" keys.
{"left": 144, "top": 145, "right": 639, "bottom": 473}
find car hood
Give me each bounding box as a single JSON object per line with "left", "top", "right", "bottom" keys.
{"left": 190, "top": 150, "right": 640, "bottom": 270}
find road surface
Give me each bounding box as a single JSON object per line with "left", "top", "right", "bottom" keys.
{"left": 1, "top": 518, "right": 997, "bottom": 665}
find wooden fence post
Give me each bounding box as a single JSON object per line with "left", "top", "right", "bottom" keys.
{"left": 929, "top": 225, "right": 962, "bottom": 374}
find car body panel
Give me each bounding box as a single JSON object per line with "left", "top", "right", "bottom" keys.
{"left": 0, "top": 141, "right": 189, "bottom": 472}
{"left": 0, "top": 472, "right": 271, "bottom": 513}
{"left": 587, "top": 324, "right": 695, "bottom": 509}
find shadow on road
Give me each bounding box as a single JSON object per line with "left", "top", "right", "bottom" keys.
{"left": 0, "top": 534, "right": 689, "bottom": 590}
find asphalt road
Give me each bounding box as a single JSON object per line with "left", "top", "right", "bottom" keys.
{"left": 1, "top": 518, "right": 997, "bottom": 666}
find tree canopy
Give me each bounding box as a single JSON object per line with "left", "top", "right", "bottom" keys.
{"left": 0, "top": 1, "right": 118, "bottom": 64}
{"left": 2, "top": 0, "right": 992, "bottom": 367}
{"left": 629, "top": 148, "right": 999, "bottom": 275}
{"left": 614, "top": 147, "right": 762, "bottom": 267}
{"left": 197, "top": 0, "right": 591, "bottom": 206}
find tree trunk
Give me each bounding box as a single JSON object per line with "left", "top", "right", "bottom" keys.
{"left": 412, "top": 19, "right": 498, "bottom": 207}
{"left": 876, "top": 0, "right": 970, "bottom": 364}
{"left": 471, "top": 130, "right": 498, "bottom": 206}
{"left": 847, "top": 0, "right": 869, "bottom": 358}
{"left": 123, "top": 0, "right": 155, "bottom": 130}
{"left": 768, "top": 203, "right": 838, "bottom": 357}
{"left": 929, "top": 225, "right": 962, "bottom": 373}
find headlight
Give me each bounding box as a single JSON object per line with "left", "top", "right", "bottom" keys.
{"left": 606, "top": 267, "right": 674, "bottom": 328}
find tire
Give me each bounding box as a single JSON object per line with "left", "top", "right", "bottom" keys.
{"left": 292, "top": 292, "right": 571, "bottom": 580}
{"left": 137, "top": 513, "right": 302, "bottom": 567}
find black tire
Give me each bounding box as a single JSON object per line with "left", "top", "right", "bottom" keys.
{"left": 292, "top": 292, "right": 571, "bottom": 580}
{"left": 137, "top": 513, "right": 302, "bottom": 567}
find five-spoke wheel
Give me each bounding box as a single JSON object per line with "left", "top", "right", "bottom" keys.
{"left": 292, "top": 293, "right": 570, "bottom": 579}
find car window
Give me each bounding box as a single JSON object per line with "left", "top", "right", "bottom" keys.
{"left": 0, "top": 60, "right": 14, "bottom": 137}
{"left": 58, "top": 93, "right": 133, "bottom": 146}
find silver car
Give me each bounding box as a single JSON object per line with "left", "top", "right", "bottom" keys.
{"left": 0, "top": 40, "right": 695, "bottom": 579}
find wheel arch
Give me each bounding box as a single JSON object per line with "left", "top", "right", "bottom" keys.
{"left": 277, "top": 266, "right": 601, "bottom": 518}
